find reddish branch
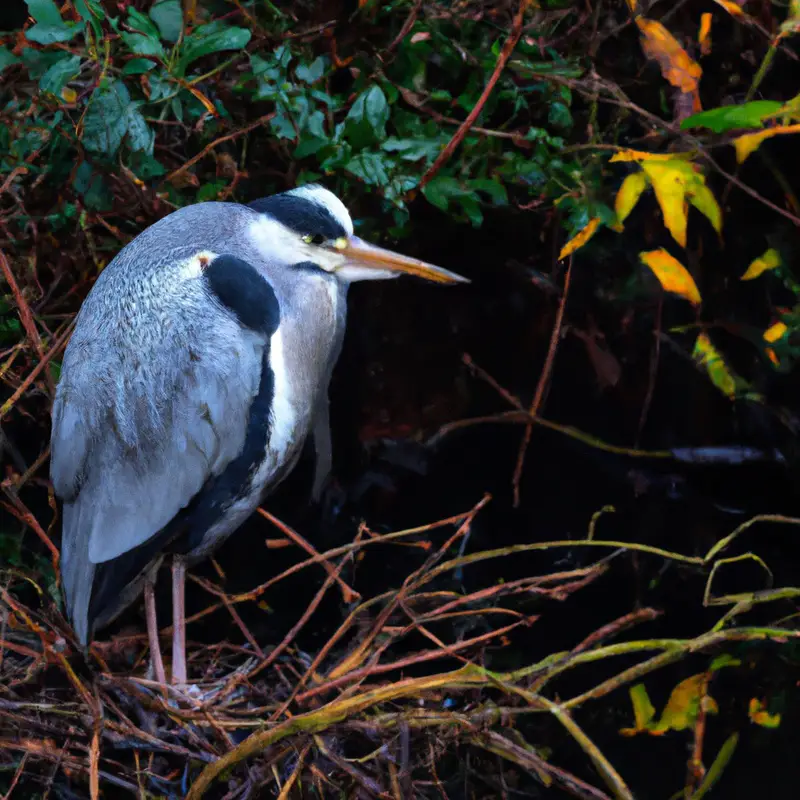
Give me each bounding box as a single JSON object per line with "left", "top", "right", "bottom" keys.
{"left": 417, "top": 0, "right": 531, "bottom": 191}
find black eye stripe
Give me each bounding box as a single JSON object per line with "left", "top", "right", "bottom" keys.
{"left": 248, "top": 193, "right": 347, "bottom": 241}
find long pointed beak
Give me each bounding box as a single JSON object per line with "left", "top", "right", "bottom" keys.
{"left": 336, "top": 236, "right": 469, "bottom": 284}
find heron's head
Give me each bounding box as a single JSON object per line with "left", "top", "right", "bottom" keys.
{"left": 248, "top": 185, "right": 468, "bottom": 285}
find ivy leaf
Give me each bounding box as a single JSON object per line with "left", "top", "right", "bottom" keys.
{"left": 122, "top": 58, "right": 158, "bottom": 75}
{"left": 72, "top": 161, "right": 112, "bottom": 211}
{"left": 149, "top": 0, "right": 183, "bottom": 43}
{"left": 39, "top": 54, "right": 81, "bottom": 97}
{"left": 125, "top": 106, "right": 155, "bottom": 154}
{"left": 82, "top": 80, "right": 154, "bottom": 157}
{"left": 177, "top": 22, "right": 251, "bottom": 75}
{"left": 469, "top": 178, "right": 508, "bottom": 206}
{"left": 345, "top": 152, "right": 390, "bottom": 186}
{"left": 382, "top": 137, "right": 443, "bottom": 163}
{"left": 296, "top": 56, "right": 327, "bottom": 84}
{"left": 639, "top": 249, "right": 701, "bottom": 305}
{"left": 422, "top": 176, "right": 468, "bottom": 211}
{"left": 83, "top": 80, "right": 131, "bottom": 156}
{"left": 120, "top": 31, "right": 165, "bottom": 58}
{"left": 25, "top": 0, "right": 84, "bottom": 44}
{"left": 681, "top": 101, "right": 782, "bottom": 133}
{"left": 0, "top": 46, "right": 22, "bottom": 72}
{"left": 345, "top": 85, "right": 389, "bottom": 149}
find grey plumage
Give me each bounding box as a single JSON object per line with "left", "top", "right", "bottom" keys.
{"left": 50, "top": 185, "right": 466, "bottom": 651}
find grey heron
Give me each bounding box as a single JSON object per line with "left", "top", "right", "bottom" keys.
{"left": 50, "top": 184, "right": 467, "bottom": 685}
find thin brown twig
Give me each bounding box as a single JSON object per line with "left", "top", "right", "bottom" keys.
{"left": 512, "top": 254, "right": 573, "bottom": 506}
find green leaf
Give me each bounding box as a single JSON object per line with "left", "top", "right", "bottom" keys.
{"left": 177, "top": 22, "right": 251, "bottom": 74}
{"left": 25, "top": 0, "right": 83, "bottom": 44}
{"left": 296, "top": 56, "right": 327, "bottom": 84}
{"left": 422, "top": 176, "right": 468, "bottom": 211}
{"left": 39, "top": 54, "right": 81, "bottom": 96}
{"left": 82, "top": 80, "right": 131, "bottom": 155}
{"left": 122, "top": 58, "right": 158, "bottom": 75}
{"left": 681, "top": 101, "right": 783, "bottom": 133}
{"left": 548, "top": 101, "right": 572, "bottom": 130}
{"left": 345, "top": 85, "right": 389, "bottom": 149}
{"left": 149, "top": 0, "right": 183, "bottom": 43}
{"left": 127, "top": 152, "right": 166, "bottom": 180}
{"left": 82, "top": 80, "right": 153, "bottom": 156}
{"left": 345, "top": 152, "right": 389, "bottom": 186}
{"left": 125, "top": 106, "right": 155, "bottom": 153}
{"left": 120, "top": 31, "right": 165, "bottom": 58}
{"left": 126, "top": 8, "right": 160, "bottom": 39}
{"left": 74, "top": 0, "right": 104, "bottom": 38}
{"left": 20, "top": 48, "right": 64, "bottom": 79}
{"left": 73, "top": 161, "right": 112, "bottom": 210}
{"left": 469, "top": 177, "right": 508, "bottom": 206}
{"left": 382, "top": 137, "right": 443, "bottom": 162}
{"left": 0, "top": 47, "right": 21, "bottom": 72}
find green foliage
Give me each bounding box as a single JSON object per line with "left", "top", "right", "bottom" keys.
{"left": 0, "top": 1, "right": 583, "bottom": 235}
{"left": 681, "top": 101, "right": 784, "bottom": 133}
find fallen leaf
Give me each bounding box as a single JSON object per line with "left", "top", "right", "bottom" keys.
{"left": 559, "top": 216, "right": 601, "bottom": 259}
{"left": 636, "top": 17, "right": 702, "bottom": 114}
{"left": 699, "top": 13, "right": 713, "bottom": 55}
{"left": 694, "top": 333, "right": 736, "bottom": 398}
{"left": 615, "top": 171, "right": 649, "bottom": 227}
{"left": 741, "top": 247, "right": 781, "bottom": 280}
{"left": 763, "top": 321, "right": 787, "bottom": 343}
{"left": 748, "top": 697, "right": 782, "bottom": 728}
{"left": 620, "top": 683, "right": 657, "bottom": 736}
{"left": 640, "top": 249, "right": 701, "bottom": 304}
{"left": 650, "top": 673, "right": 717, "bottom": 733}
{"left": 732, "top": 123, "right": 800, "bottom": 163}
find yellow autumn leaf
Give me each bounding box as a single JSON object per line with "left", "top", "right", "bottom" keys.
{"left": 764, "top": 321, "right": 788, "bottom": 343}
{"left": 640, "top": 249, "right": 701, "bottom": 304}
{"left": 641, "top": 161, "right": 692, "bottom": 246}
{"left": 699, "top": 13, "right": 713, "bottom": 55}
{"left": 733, "top": 123, "right": 800, "bottom": 163}
{"left": 649, "top": 674, "right": 718, "bottom": 734}
{"left": 741, "top": 247, "right": 781, "bottom": 280}
{"left": 61, "top": 87, "right": 77, "bottom": 104}
{"left": 694, "top": 333, "right": 737, "bottom": 398}
{"left": 620, "top": 684, "right": 657, "bottom": 736}
{"left": 609, "top": 149, "right": 694, "bottom": 163}
{"left": 749, "top": 698, "right": 782, "bottom": 728}
{"left": 636, "top": 17, "right": 702, "bottom": 111}
{"left": 714, "top": 0, "right": 746, "bottom": 16}
{"left": 559, "top": 217, "right": 601, "bottom": 260}
{"left": 615, "top": 172, "right": 649, "bottom": 227}
{"left": 639, "top": 159, "right": 721, "bottom": 246}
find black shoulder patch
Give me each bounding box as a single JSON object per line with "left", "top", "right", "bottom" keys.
{"left": 205, "top": 254, "right": 280, "bottom": 335}
{"left": 248, "top": 193, "right": 347, "bottom": 241}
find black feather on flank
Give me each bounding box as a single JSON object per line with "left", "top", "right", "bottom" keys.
{"left": 88, "top": 255, "right": 280, "bottom": 636}
{"left": 205, "top": 254, "right": 280, "bottom": 335}
{"left": 248, "top": 192, "right": 347, "bottom": 241}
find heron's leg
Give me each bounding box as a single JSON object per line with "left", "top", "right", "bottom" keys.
{"left": 171, "top": 555, "right": 187, "bottom": 685}
{"left": 144, "top": 577, "right": 167, "bottom": 686}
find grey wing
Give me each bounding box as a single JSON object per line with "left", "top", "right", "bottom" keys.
{"left": 51, "top": 314, "right": 265, "bottom": 645}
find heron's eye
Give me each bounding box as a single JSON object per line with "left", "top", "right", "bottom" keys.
{"left": 302, "top": 233, "right": 327, "bottom": 246}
